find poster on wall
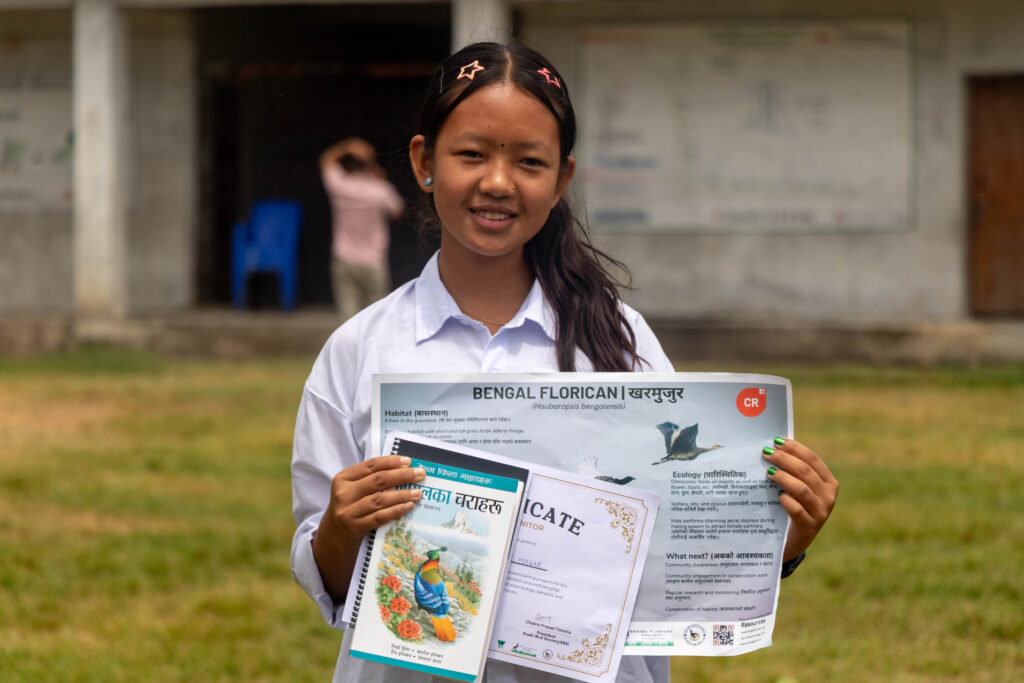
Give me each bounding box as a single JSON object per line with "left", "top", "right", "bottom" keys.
{"left": 0, "top": 74, "right": 73, "bottom": 214}
{"left": 577, "top": 22, "right": 911, "bottom": 232}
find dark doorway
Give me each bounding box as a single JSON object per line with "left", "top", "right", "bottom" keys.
{"left": 196, "top": 4, "right": 448, "bottom": 306}
{"left": 968, "top": 75, "right": 1024, "bottom": 317}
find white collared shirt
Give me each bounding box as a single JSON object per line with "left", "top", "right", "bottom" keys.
{"left": 291, "top": 252, "right": 673, "bottom": 683}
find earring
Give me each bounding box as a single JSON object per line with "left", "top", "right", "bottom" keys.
{"left": 424, "top": 177, "right": 434, "bottom": 187}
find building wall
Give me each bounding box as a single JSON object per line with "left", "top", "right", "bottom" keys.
{"left": 126, "top": 9, "right": 197, "bottom": 311}
{"left": 521, "top": 0, "right": 1024, "bottom": 323}
{"left": 0, "top": 11, "right": 73, "bottom": 313}
{"left": 2, "top": 1, "right": 1023, "bottom": 323}
{"left": 0, "top": 8, "right": 195, "bottom": 314}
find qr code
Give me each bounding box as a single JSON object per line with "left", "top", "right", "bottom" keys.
{"left": 713, "top": 624, "right": 734, "bottom": 646}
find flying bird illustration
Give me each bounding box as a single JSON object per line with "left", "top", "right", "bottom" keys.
{"left": 414, "top": 547, "right": 457, "bottom": 641}
{"left": 577, "top": 455, "right": 635, "bottom": 485}
{"left": 652, "top": 422, "right": 722, "bottom": 465}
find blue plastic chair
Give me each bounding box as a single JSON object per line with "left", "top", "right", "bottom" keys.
{"left": 231, "top": 199, "right": 303, "bottom": 310}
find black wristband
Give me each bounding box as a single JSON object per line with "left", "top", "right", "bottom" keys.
{"left": 780, "top": 551, "right": 806, "bottom": 579}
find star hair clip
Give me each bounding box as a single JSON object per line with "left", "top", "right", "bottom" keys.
{"left": 457, "top": 60, "right": 485, "bottom": 81}
{"left": 537, "top": 67, "right": 561, "bottom": 89}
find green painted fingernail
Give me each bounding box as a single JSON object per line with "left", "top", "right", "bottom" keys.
{"left": 778, "top": 489, "right": 785, "bottom": 496}
{"left": 763, "top": 447, "right": 775, "bottom": 455}
{"left": 767, "top": 467, "right": 777, "bottom": 475}
{"left": 774, "top": 437, "right": 786, "bottom": 446}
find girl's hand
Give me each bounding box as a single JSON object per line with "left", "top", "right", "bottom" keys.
{"left": 312, "top": 455, "right": 426, "bottom": 601}
{"left": 763, "top": 438, "right": 838, "bottom": 561}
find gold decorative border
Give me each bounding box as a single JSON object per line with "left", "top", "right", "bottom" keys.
{"left": 557, "top": 623, "right": 613, "bottom": 666}
{"left": 595, "top": 497, "right": 640, "bottom": 553}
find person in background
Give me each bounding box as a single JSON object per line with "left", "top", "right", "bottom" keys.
{"left": 319, "top": 137, "right": 405, "bottom": 321}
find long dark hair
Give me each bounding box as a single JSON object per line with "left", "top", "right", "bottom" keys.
{"left": 414, "top": 42, "right": 643, "bottom": 371}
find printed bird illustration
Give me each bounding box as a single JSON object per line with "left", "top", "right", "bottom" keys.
{"left": 652, "top": 422, "right": 722, "bottom": 465}
{"left": 414, "top": 546, "right": 457, "bottom": 641}
{"left": 577, "top": 455, "right": 635, "bottom": 485}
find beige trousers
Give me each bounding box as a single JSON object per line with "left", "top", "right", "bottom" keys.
{"left": 330, "top": 257, "right": 389, "bottom": 322}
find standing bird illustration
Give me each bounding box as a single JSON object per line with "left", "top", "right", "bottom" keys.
{"left": 652, "top": 422, "right": 722, "bottom": 465}
{"left": 414, "top": 547, "right": 457, "bottom": 641}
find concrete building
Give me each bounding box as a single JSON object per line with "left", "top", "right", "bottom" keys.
{"left": 1, "top": 1, "right": 1022, "bottom": 360}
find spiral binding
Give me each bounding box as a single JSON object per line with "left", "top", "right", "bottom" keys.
{"left": 350, "top": 438, "right": 404, "bottom": 626}
{"left": 348, "top": 529, "right": 375, "bottom": 626}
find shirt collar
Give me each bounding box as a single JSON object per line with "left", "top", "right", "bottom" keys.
{"left": 414, "top": 251, "right": 556, "bottom": 343}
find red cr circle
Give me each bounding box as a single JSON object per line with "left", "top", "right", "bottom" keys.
{"left": 736, "top": 387, "right": 767, "bottom": 417}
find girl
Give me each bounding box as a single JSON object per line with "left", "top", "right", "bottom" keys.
{"left": 291, "top": 42, "right": 838, "bottom": 683}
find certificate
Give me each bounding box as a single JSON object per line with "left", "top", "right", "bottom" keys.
{"left": 373, "top": 373, "right": 793, "bottom": 656}
{"left": 488, "top": 462, "right": 659, "bottom": 681}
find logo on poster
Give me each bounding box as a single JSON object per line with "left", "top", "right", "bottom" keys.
{"left": 683, "top": 624, "right": 706, "bottom": 646}
{"left": 736, "top": 387, "right": 767, "bottom": 417}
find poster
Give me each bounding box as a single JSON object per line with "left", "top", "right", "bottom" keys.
{"left": 373, "top": 373, "right": 793, "bottom": 655}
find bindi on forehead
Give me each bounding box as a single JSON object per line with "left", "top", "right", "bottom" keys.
{"left": 450, "top": 130, "right": 552, "bottom": 152}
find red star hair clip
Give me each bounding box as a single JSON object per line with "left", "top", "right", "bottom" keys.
{"left": 457, "top": 60, "right": 485, "bottom": 81}
{"left": 537, "top": 68, "right": 561, "bottom": 89}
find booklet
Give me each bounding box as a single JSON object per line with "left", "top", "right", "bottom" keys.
{"left": 345, "top": 431, "right": 529, "bottom": 682}
{"left": 372, "top": 373, "right": 794, "bottom": 656}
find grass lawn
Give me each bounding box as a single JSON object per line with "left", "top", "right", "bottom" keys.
{"left": 0, "top": 348, "right": 1020, "bottom": 681}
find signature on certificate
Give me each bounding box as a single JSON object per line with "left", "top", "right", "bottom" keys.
{"left": 512, "top": 556, "right": 546, "bottom": 570}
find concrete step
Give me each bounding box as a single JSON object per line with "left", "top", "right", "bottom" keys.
{"left": 2, "top": 310, "right": 1023, "bottom": 364}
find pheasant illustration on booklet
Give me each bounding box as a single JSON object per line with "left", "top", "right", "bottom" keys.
{"left": 344, "top": 432, "right": 529, "bottom": 682}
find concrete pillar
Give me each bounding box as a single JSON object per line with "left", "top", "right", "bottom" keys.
{"left": 73, "top": 0, "right": 130, "bottom": 319}
{"left": 451, "top": 0, "right": 511, "bottom": 52}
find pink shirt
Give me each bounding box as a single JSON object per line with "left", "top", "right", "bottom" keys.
{"left": 321, "top": 164, "right": 404, "bottom": 267}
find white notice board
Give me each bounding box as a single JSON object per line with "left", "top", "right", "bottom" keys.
{"left": 577, "top": 22, "right": 912, "bottom": 232}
